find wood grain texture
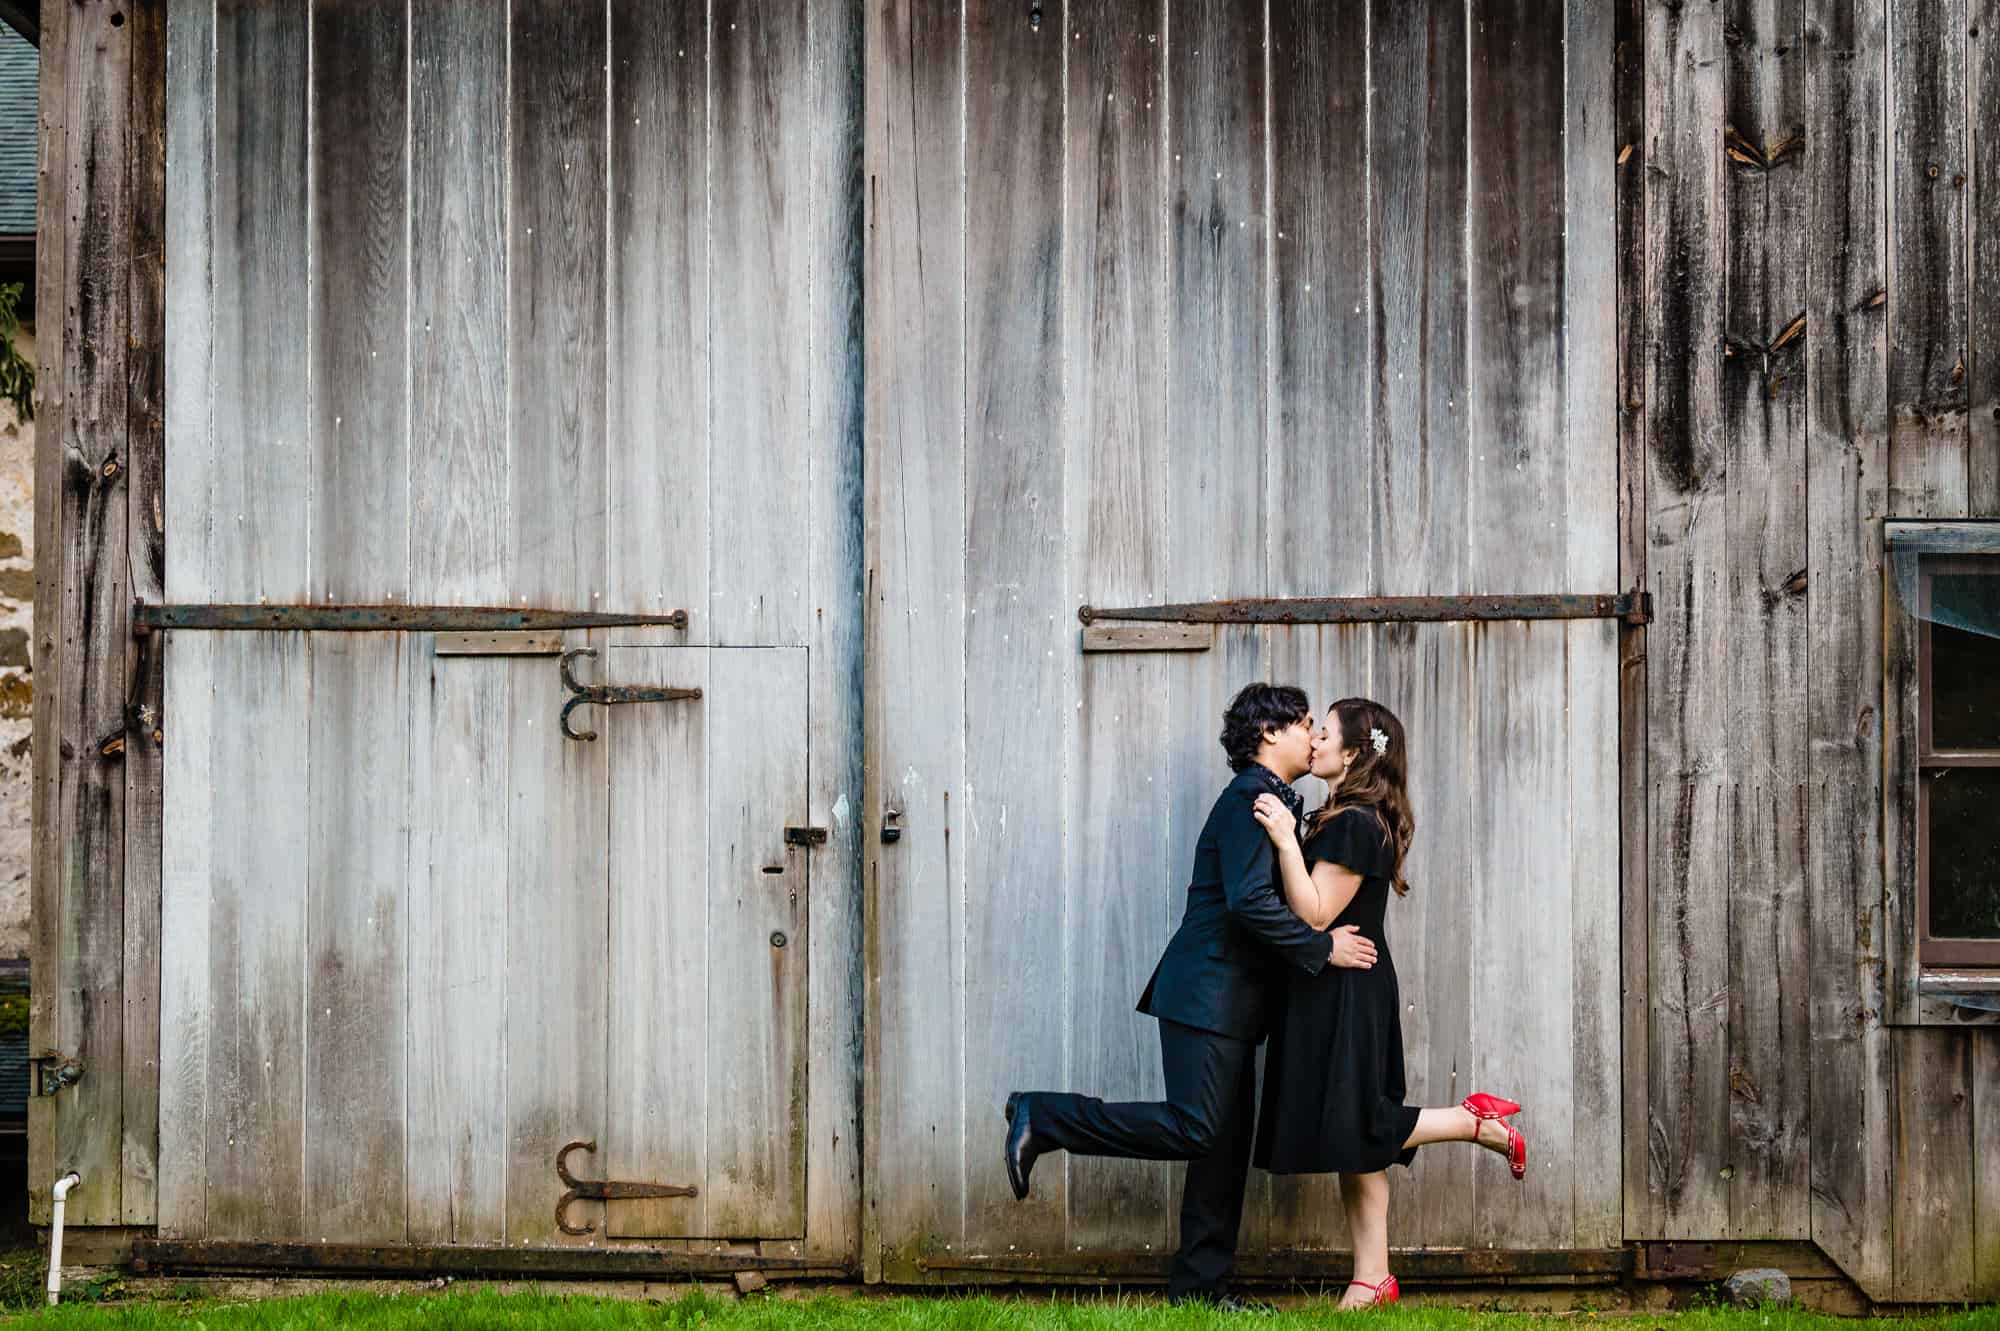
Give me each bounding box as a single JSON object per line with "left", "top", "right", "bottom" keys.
{"left": 309, "top": 0, "right": 407, "bottom": 601}
{"left": 212, "top": 0, "right": 309, "bottom": 600}
{"left": 803, "top": 0, "right": 867, "bottom": 1269}
{"left": 1467, "top": 0, "right": 1573, "bottom": 1249}
{"left": 503, "top": 631, "right": 608, "bottom": 1246}
{"left": 52, "top": 0, "right": 135, "bottom": 1227}
{"left": 1642, "top": 0, "right": 1731, "bottom": 1241}
{"left": 157, "top": 0, "right": 211, "bottom": 1232}
{"left": 608, "top": 0, "right": 707, "bottom": 624}
{"left": 405, "top": 645, "right": 508, "bottom": 1246}
{"left": 704, "top": 648, "right": 811, "bottom": 1237}
{"left": 861, "top": 0, "right": 966, "bottom": 1279}
{"left": 1614, "top": 0, "right": 1651, "bottom": 1244}
{"left": 1890, "top": 1030, "right": 1976, "bottom": 1300}
{"left": 123, "top": 0, "right": 168, "bottom": 1228}
{"left": 1975, "top": 1034, "right": 2000, "bottom": 1298}
{"left": 508, "top": 0, "right": 607, "bottom": 608}
{"left": 1803, "top": 0, "right": 1893, "bottom": 1294}
{"left": 1062, "top": 0, "right": 1172, "bottom": 1255}
{"left": 304, "top": 634, "right": 409, "bottom": 1243}
{"left": 607, "top": 646, "right": 710, "bottom": 1238}
{"left": 710, "top": 0, "right": 810, "bottom": 647}
{"left": 1973, "top": 3, "right": 2000, "bottom": 515}
{"left": 961, "top": 0, "right": 1067, "bottom": 1252}
{"left": 1564, "top": 0, "right": 1622, "bottom": 1251}
{"left": 1886, "top": 0, "right": 1970, "bottom": 518}
{"left": 409, "top": 0, "right": 508, "bottom": 603}
{"left": 203, "top": 632, "right": 309, "bottom": 1240}
{"left": 1720, "top": 0, "right": 1811, "bottom": 1241}
{"left": 1369, "top": 0, "right": 1475, "bottom": 1251}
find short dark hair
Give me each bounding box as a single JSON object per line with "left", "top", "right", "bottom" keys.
{"left": 1219, "top": 682, "right": 1311, "bottom": 773}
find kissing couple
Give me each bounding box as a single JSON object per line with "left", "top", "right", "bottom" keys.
{"left": 1003, "top": 683, "right": 1529, "bottom": 1311}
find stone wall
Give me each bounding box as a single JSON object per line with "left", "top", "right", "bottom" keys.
{"left": 0, "top": 321, "right": 32, "bottom": 959}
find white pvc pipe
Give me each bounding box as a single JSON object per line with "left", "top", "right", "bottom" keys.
{"left": 47, "top": 1173, "right": 81, "bottom": 1307}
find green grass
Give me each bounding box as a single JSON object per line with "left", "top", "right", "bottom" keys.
{"left": 1, "top": 1291, "right": 1997, "bottom": 1331}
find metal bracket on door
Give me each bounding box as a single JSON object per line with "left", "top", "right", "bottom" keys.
{"left": 559, "top": 648, "right": 702, "bottom": 741}
{"left": 554, "top": 1139, "right": 698, "bottom": 1236}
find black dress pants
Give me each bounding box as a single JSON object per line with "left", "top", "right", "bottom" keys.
{"left": 1026, "top": 1018, "right": 1257, "bottom": 1300}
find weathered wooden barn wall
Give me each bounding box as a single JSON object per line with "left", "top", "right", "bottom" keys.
{"left": 1627, "top": 0, "right": 2000, "bottom": 1303}
{"left": 862, "top": 0, "right": 1621, "bottom": 1281}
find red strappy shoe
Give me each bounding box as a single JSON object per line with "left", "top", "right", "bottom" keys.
{"left": 1463, "top": 1093, "right": 1527, "bottom": 1181}
{"left": 1344, "top": 1274, "right": 1400, "bottom": 1309}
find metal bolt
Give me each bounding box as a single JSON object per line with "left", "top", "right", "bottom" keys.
{"left": 770, "top": 931, "right": 788, "bottom": 949}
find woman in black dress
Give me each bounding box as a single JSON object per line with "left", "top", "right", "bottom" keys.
{"left": 1249, "top": 697, "right": 1527, "bottom": 1310}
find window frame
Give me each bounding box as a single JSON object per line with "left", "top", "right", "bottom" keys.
{"left": 1914, "top": 554, "right": 2000, "bottom": 966}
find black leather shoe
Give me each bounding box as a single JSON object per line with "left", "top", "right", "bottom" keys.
{"left": 1003, "top": 1092, "right": 1041, "bottom": 1200}
{"left": 1170, "top": 1291, "right": 1276, "bottom": 1315}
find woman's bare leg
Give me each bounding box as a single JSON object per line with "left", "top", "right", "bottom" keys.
{"left": 1403, "top": 1106, "right": 1511, "bottom": 1153}
{"left": 1339, "top": 1171, "right": 1392, "bottom": 1309}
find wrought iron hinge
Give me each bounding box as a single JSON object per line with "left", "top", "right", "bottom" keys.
{"left": 33, "top": 1052, "right": 83, "bottom": 1098}
{"left": 554, "top": 1139, "right": 697, "bottom": 1236}
{"left": 784, "top": 826, "right": 828, "bottom": 847}
{"left": 558, "top": 648, "right": 702, "bottom": 741}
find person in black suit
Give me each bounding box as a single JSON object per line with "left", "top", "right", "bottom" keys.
{"left": 1001, "top": 682, "right": 1380, "bottom": 1307}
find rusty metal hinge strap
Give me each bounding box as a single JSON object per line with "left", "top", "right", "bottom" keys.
{"left": 132, "top": 601, "right": 689, "bottom": 635}
{"left": 1079, "top": 591, "right": 1653, "bottom": 628}
{"left": 555, "top": 1139, "right": 697, "bottom": 1236}
{"left": 559, "top": 648, "right": 702, "bottom": 741}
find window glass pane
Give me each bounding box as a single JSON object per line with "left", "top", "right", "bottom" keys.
{"left": 1930, "top": 572, "right": 2000, "bottom": 750}
{"left": 1928, "top": 768, "right": 2000, "bottom": 940}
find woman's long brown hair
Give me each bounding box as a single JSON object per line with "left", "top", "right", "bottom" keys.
{"left": 1304, "top": 696, "right": 1416, "bottom": 896}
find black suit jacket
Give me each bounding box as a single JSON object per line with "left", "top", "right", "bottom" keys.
{"left": 1135, "top": 763, "right": 1331, "bottom": 1042}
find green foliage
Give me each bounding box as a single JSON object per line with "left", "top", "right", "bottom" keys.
{"left": 0, "top": 282, "right": 33, "bottom": 423}
{"left": 0, "top": 992, "right": 28, "bottom": 1041}
{"left": 1, "top": 1290, "right": 1997, "bottom": 1331}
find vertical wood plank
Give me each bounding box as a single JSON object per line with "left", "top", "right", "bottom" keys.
{"left": 1162, "top": 0, "right": 1271, "bottom": 1240}
{"left": 1886, "top": 0, "right": 1970, "bottom": 518}
{"left": 1975, "top": 1033, "right": 2000, "bottom": 1298}
{"left": 608, "top": 0, "right": 707, "bottom": 624}
{"left": 1973, "top": 2, "right": 2000, "bottom": 515}
{"left": 26, "top": 0, "right": 68, "bottom": 1224}
{"left": 508, "top": 0, "right": 607, "bottom": 609}
{"left": 1467, "top": 0, "right": 1573, "bottom": 1248}
{"left": 1063, "top": 0, "right": 1172, "bottom": 1256}
{"left": 1720, "top": 0, "right": 1811, "bottom": 1242}
{"left": 861, "top": 0, "right": 966, "bottom": 1280}
{"left": 1642, "top": 0, "right": 1731, "bottom": 1241}
{"left": 710, "top": 0, "right": 810, "bottom": 647}
{"left": 122, "top": 0, "right": 169, "bottom": 1228}
{"left": 52, "top": 0, "right": 135, "bottom": 1228}
{"left": 409, "top": 0, "right": 508, "bottom": 603}
{"left": 804, "top": 0, "right": 867, "bottom": 1269}
{"left": 607, "top": 646, "right": 709, "bottom": 1238}
{"left": 204, "top": 632, "right": 309, "bottom": 1240}
{"left": 705, "top": 648, "right": 811, "bottom": 1236}
{"left": 1804, "top": 0, "right": 1893, "bottom": 1293}
{"left": 961, "top": 0, "right": 1067, "bottom": 1252}
{"left": 157, "top": 0, "right": 213, "bottom": 1237}
{"left": 303, "top": 633, "right": 408, "bottom": 1243}
{"left": 309, "top": 0, "right": 408, "bottom": 601}
{"left": 1565, "top": 0, "right": 1623, "bottom": 1252}
{"left": 1614, "top": 0, "right": 1652, "bottom": 1245}
{"left": 504, "top": 631, "right": 608, "bottom": 1245}
{"left": 1890, "top": 1030, "right": 1976, "bottom": 1300}
{"left": 1368, "top": 0, "right": 1471, "bottom": 1251}
{"left": 213, "top": 0, "right": 309, "bottom": 600}
{"left": 1264, "top": 0, "right": 1369, "bottom": 1248}
{"left": 405, "top": 642, "right": 509, "bottom": 1246}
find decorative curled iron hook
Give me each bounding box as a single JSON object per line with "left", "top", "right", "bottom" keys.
{"left": 554, "top": 1138, "right": 699, "bottom": 1236}
{"left": 559, "top": 648, "right": 702, "bottom": 741}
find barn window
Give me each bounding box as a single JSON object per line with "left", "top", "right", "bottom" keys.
{"left": 1890, "top": 525, "right": 2000, "bottom": 969}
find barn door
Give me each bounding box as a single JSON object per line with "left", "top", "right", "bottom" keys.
{"left": 602, "top": 646, "right": 810, "bottom": 1239}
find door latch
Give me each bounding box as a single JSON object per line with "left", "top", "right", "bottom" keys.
{"left": 558, "top": 648, "right": 702, "bottom": 741}
{"left": 783, "top": 826, "right": 828, "bottom": 847}
{"left": 33, "top": 1052, "right": 83, "bottom": 1098}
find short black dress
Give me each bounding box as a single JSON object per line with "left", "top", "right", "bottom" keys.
{"left": 1254, "top": 806, "right": 1421, "bottom": 1175}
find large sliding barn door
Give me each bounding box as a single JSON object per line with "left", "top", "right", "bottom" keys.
{"left": 156, "top": 0, "right": 861, "bottom": 1254}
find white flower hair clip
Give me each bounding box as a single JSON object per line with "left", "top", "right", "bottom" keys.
{"left": 1369, "top": 727, "right": 1389, "bottom": 755}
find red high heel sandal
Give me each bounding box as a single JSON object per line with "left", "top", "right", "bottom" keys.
{"left": 1345, "top": 1274, "right": 1400, "bottom": 1309}
{"left": 1462, "top": 1093, "right": 1527, "bottom": 1181}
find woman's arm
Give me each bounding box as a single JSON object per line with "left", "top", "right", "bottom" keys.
{"left": 1252, "top": 797, "right": 1368, "bottom": 931}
